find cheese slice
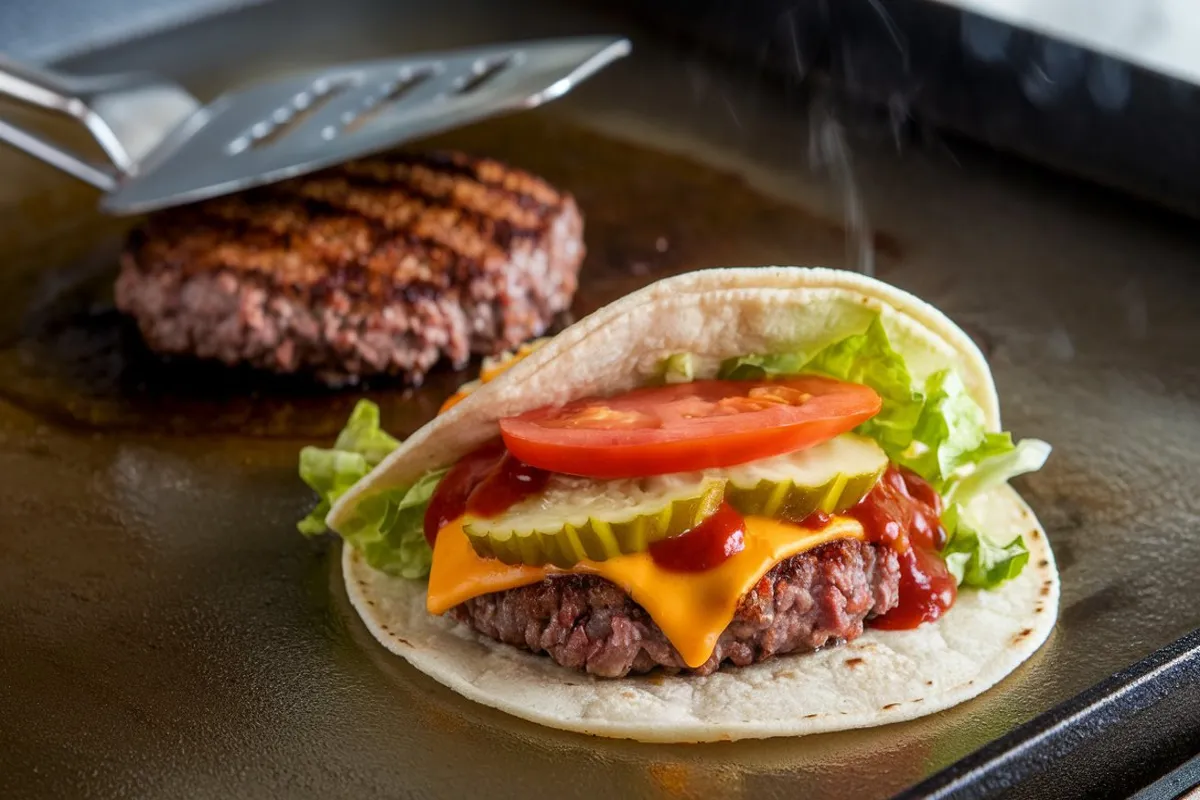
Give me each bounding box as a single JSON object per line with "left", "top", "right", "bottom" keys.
{"left": 427, "top": 515, "right": 865, "bottom": 668}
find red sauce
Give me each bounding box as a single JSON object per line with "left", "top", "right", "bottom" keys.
{"left": 423, "top": 442, "right": 552, "bottom": 546}
{"left": 849, "top": 465, "right": 957, "bottom": 629}
{"left": 799, "top": 509, "right": 832, "bottom": 530}
{"left": 466, "top": 453, "right": 551, "bottom": 517}
{"left": 422, "top": 440, "right": 506, "bottom": 545}
{"left": 871, "top": 547, "right": 958, "bottom": 630}
{"left": 649, "top": 502, "right": 747, "bottom": 572}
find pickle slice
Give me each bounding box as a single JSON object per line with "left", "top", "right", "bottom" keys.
{"left": 464, "top": 475, "right": 726, "bottom": 568}
{"left": 462, "top": 434, "right": 888, "bottom": 568}
{"left": 724, "top": 434, "right": 887, "bottom": 521}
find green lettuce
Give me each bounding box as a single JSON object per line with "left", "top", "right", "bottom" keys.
{"left": 297, "top": 399, "right": 443, "bottom": 578}
{"left": 718, "top": 314, "right": 1050, "bottom": 590}
{"left": 938, "top": 438, "right": 1049, "bottom": 588}
{"left": 943, "top": 437, "right": 1053, "bottom": 512}
{"left": 659, "top": 352, "right": 697, "bottom": 384}
{"left": 942, "top": 522, "right": 1030, "bottom": 589}
{"left": 717, "top": 352, "right": 808, "bottom": 381}
{"left": 331, "top": 468, "right": 447, "bottom": 579}
{"left": 297, "top": 399, "right": 399, "bottom": 535}
{"left": 800, "top": 317, "right": 925, "bottom": 458}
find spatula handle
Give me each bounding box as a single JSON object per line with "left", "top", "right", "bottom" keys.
{"left": 0, "top": 57, "right": 120, "bottom": 191}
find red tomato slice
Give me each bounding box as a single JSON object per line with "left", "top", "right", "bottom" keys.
{"left": 498, "top": 376, "right": 881, "bottom": 478}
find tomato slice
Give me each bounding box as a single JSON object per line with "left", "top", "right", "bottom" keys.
{"left": 498, "top": 376, "right": 881, "bottom": 478}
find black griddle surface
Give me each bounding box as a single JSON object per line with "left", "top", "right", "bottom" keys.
{"left": 2, "top": 2, "right": 1198, "bottom": 798}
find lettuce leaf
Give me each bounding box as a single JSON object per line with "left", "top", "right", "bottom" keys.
{"left": 659, "top": 353, "right": 697, "bottom": 384}
{"left": 297, "top": 399, "right": 444, "bottom": 579}
{"left": 892, "top": 369, "right": 991, "bottom": 489}
{"left": 944, "top": 437, "right": 1052, "bottom": 511}
{"left": 717, "top": 352, "right": 808, "bottom": 381}
{"left": 333, "top": 468, "right": 447, "bottom": 579}
{"left": 298, "top": 400, "right": 397, "bottom": 536}
{"left": 297, "top": 447, "right": 372, "bottom": 536}
{"left": 719, "top": 314, "right": 1050, "bottom": 590}
{"left": 800, "top": 317, "right": 926, "bottom": 458}
{"left": 331, "top": 397, "right": 402, "bottom": 464}
{"left": 935, "top": 438, "right": 1049, "bottom": 588}
{"left": 942, "top": 522, "right": 1030, "bottom": 589}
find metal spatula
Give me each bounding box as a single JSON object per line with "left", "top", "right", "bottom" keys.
{"left": 0, "top": 35, "right": 630, "bottom": 215}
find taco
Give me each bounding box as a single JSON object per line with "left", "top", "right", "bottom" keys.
{"left": 297, "top": 266, "right": 1058, "bottom": 743}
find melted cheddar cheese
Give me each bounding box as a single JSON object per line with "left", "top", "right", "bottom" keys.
{"left": 427, "top": 515, "right": 865, "bottom": 668}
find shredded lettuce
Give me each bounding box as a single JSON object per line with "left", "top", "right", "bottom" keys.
{"left": 718, "top": 314, "right": 1050, "bottom": 590}
{"left": 943, "top": 438, "right": 1053, "bottom": 511}
{"left": 297, "top": 399, "right": 443, "bottom": 578}
{"left": 942, "top": 522, "right": 1030, "bottom": 589}
{"left": 659, "top": 353, "right": 696, "bottom": 384}
{"left": 717, "top": 352, "right": 808, "bottom": 381}
{"left": 297, "top": 400, "right": 398, "bottom": 536}
{"left": 332, "top": 468, "right": 447, "bottom": 579}
{"left": 892, "top": 369, "right": 992, "bottom": 489}
{"left": 800, "top": 317, "right": 925, "bottom": 459}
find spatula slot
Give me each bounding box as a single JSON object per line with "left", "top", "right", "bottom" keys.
{"left": 228, "top": 77, "right": 351, "bottom": 154}
{"left": 454, "top": 56, "right": 513, "bottom": 95}
{"left": 340, "top": 68, "right": 435, "bottom": 135}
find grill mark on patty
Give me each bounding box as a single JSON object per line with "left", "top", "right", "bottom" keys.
{"left": 330, "top": 158, "right": 559, "bottom": 228}
{"left": 352, "top": 151, "right": 564, "bottom": 210}
{"left": 270, "top": 178, "right": 538, "bottom": 282}
{"left": 126, "top": 152, "right": 572, "bottom": 305}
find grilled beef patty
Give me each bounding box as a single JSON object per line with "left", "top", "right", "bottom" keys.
{"left": 450, "top": 538, "right": 901, "bottom": 678}
{"left": 115, "top": 152, "right": 585, "bottom": 386}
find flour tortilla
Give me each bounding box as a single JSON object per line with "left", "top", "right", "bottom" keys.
{"left": 329, "top": 266, "right": 1060, "bottom": 742}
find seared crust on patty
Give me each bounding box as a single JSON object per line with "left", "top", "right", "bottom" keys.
{"left": 115, "top": 151, "right": 585, "bottom": 385}
{"left": 450, "top": 538, "right": 901, "bottom": 678}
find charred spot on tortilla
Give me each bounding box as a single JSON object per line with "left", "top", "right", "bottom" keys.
{"left": 115, "top": 151, "right": 585, "bottom": 387}
{"left": 309, "top": 266, "right": 1060, "bottom": 742}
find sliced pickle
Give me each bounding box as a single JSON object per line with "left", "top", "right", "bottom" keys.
{"left": 464, "top": 475, "right": 726, "bottom": 568}
{"left": 463, "top": 434, "right": 888, "bottom": 568}
{"left": 724, "top": 434, "right": 887, "bottom": 521}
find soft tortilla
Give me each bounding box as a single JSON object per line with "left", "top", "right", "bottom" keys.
{"left": 330, "top": 266, "right": 1059, "bottom": 742}
{"left": 345, "top": 486, "right": 1057, "bottom": 742}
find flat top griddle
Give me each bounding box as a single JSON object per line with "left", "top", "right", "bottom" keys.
{"left": 2, "top": 2, "right": 1198, "bottom": 798}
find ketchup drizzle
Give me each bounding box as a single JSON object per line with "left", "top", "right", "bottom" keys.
{"left": 649, "top": 502, "right": 746, "bottom": 573}
{"left": 467, "top": 454, "right": 551, "bottom": 517}
{"left": 422, "top": 441, "right": 505, "bottom": 546}
{"left": 849, "top": 465, "right": 957, "bottom": 629}
{"left": 423, "top": 441, "right": 552, "bottom": 547}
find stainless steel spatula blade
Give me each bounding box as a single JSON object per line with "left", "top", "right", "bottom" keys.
{"left": 0, "top": 35, "right": 630, "bottom": 215}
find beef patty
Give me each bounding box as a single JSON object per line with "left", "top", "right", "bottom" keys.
{"left": 450, "top": 538, "right": 901, "bottom": 678}
{"left": 115, "top": 151, "right": 585, "bottom": 386}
